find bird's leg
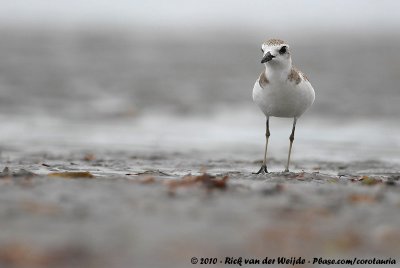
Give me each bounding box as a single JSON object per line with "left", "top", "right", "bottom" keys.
{"left": 254, "top": 117, "right": 270, "bottom": 174}
{"left": 285, "top": 117, "right": 297, "bottom": 172}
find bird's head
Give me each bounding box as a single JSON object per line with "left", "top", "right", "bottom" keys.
{"left": 261, "top": 39, "right": 291, "bottom": 68}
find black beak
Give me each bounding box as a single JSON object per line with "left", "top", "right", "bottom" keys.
{"left": 261, "top": 52, "right": 275, "bottom": 63}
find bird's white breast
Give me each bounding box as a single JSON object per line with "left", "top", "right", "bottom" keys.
{"left": 252, "top": 73, "right": 315, "bottom": 118}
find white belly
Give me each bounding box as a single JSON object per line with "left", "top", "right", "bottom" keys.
{"left": 252, "top": 79, "right": 315, "bottom": 118}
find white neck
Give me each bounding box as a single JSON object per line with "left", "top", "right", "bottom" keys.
{"left": 264, "top": 58, "right": 292, "bottom": 81}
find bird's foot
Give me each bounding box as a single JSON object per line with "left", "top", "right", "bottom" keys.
{"left": 253, "top": 165, "right": 268, "bottom": 174}
{"left": 284, "top": 168, "right": 289, "bottom": 173}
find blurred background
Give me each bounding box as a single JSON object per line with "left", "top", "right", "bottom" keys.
{"left": 1, "top": 2, "right": 400, "bottom": 268}
{"left": 0, "top": 0, "right": 400, "bottom": 162}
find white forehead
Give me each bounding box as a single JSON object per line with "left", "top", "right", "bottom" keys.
{"left": 262, "top": 43, "right": 289, "bottom": 51}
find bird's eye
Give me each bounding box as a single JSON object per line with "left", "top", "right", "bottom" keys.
{"left": 261, "top": 48, "right": 264, "bottom": 53}
{"left": 279, "top": 46, "right": 287, "bottom": 54}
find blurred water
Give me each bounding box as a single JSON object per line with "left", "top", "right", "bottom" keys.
{"left": 0, "top": 27, "right": 399, "bottom": 164}
{"left": 1, "top": 28, "right": 400, "bottom": 119}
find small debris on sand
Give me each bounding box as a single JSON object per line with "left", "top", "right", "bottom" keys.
{"left": 48, "top": 171, "right": 95, "bottom": 179}
{"left": 0, "top": 167, "right": 37, "bottom": 179}
{"left": 165, "top": 173, "right": 229, "bottom": 191}
{"left": 359, "top": 176, "right": 383, "bottom": 186}
{"left": 348, "top": 194, "right": 377, "bottom": 204}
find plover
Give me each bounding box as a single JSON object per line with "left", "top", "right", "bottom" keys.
{"left": 253, "top": 39, "right": 315, "bottom": 173}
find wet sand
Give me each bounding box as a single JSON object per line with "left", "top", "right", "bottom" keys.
{"left": 0, "top": 147, "right": 400, "bottom": 268}
{"left": 1, "top": 110, "right": 400, "bottom": 268}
